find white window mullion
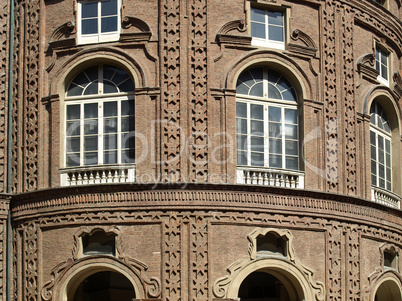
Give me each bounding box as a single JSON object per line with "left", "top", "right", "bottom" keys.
{"left": 247, "top": 102, "right": 251, "bottom": 166}
{"left": 264, "top": 104, "right": 269, "bottom": 167}
{"left": 80, "top": 103, "right": 85, "bottom": 166}
{"left": 117, "top": 99, "right": 122, "bottom": 164}
{"left": 281, "top": 108, "right": 286, "bottom": 169}
{"left": 98, "top": 102, "right": 103, "bottom": 165}
{"left": 265, "top": 10, "right": 269, "bottom": 43}
{"left": 97, "top": 1, "right": 102, "bottom": 43}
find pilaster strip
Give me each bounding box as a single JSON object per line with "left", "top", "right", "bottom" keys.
{"left": 161, "top": 0, "right": 182, "bottom": 182}
{"left": 189, "top": 0, "right": 208, "bottom": 182}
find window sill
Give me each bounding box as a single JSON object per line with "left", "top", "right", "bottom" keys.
{"left": 371, "top": 186, "right": 400, "bottom": 209}
{"left": 60, "top": 164, "right": 135, "bottom": 186}
{"left": 236, "top": 167, "right": 304, "bottom": 189}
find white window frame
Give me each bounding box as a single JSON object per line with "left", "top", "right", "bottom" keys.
{"left": 77, "top": 0, "right": 121, "bottom": 45}
{"left": 64, "top": 65, "right": 135, "bottom": 168}
{"left": 375, "top": 45, "right": 390, "bottom": 86}
{"left": 370, "top": 102, "right": 392, "bottom": 191}
{"left": 236, "top": 68, "right": 299, "bottom": 171}
{"left": 250, "top": 6, "right": 285, "bottom": 50}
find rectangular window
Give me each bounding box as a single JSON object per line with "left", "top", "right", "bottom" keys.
{"left": 236, "top": 101, "right": 299, "bottom": 170}
{"left": 251, "top": 7, "right": 285, "bottom": 49}
{"left": 376, "top": 46, "right": 389, "bottom": 85}
{"left": 77, "top": 0, "right": 120, "bottom": 45}
{"left": 65, "top": 98, "right": 135, "bottom": 167}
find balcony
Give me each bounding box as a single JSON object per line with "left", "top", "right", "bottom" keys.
{"left": 60, "top": 164, "right": 135, "bottom": 186}
{"left": 237, "top": 167, "right": 304, "bottom": 189}
{"left": 371, "top": 186, "right": 401, "bottom": 209}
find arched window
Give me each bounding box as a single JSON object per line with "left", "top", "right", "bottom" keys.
{"left": 370, "top": 101, "right": 392, "bottom": 191}
{"left": 236, "top": 67, "right": 303, "bottom": 188}
{"left": 62, "top": 64, "right": 135, "bottom": 185}
{"left": 65, "top": 64, "right": 135, "bottom": 168}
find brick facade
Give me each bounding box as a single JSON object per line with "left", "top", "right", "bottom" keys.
{"left": 0, "top": 0, "right": 401, "bottom": 300}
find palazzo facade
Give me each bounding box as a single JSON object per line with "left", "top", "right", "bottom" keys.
{"left": 0, "top": 0, "right": 402, "bottom": 300}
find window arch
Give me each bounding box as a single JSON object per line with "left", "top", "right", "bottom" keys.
{"left": 64, "top": 64, "right": 135, "bottom": 168}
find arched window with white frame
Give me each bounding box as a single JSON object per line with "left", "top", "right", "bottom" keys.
{"left": 370, "top": 101, "right": 392, "bottom": 191}
{"left": 236, "top": 67, "right": 303, "bottom": 188}
{"left": 62, "top": 64, "right": 135, "bottom": 185}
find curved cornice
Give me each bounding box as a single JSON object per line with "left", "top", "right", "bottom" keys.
{"left": 346, "top": 0, "right": 402, "bottom": 56}
{"left": 10, "top": 183, "right": 402, "bottom": 228}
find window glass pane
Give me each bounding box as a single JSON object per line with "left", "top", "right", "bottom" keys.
{"left": 66, "top": 121, "right": 80, "bottom": 136}
{"left": 370, "top": 146, "right": 376, "bottom": 160}
{"left": 67, "top": 84, "right": 84, "bottom": 97}
{"left": 84, "top": 103, "right": 98, "bottom": 118}
{"left": 250, "top": 137, "right": 264, "bottom": 152}
{"left": 386, "top": 167, "right": 391, "bottom": 181}
{"left": 250, "top": 68, "right": 264, "bottom": 81}
{"left": 104, "top": 101, "right": 118, "bottom": 117}
{"left": 371, "top": 174, "right": 376, "bottom": 186}
{"left": 250, "top": 104, "right": 263, "bottom": 120}
{"left": 236, "top": 84, "right": 250, "bottom": 95}
{"left": 269, "top": 154, "right": 282, "bottom": 168}
{"left": 269, "top": 138, "right": 282, "bottom": 154}
{"left": 104, "top": 151, "right": 117, "bottom": 164}
{"left": 67, "top": 105, "right": 80, "bottom": 120}
{"left": 269, "top": 123, "right": 281, "bottom": 138}
{"left": 268, "top": 84, "right": 282, "bottom": 99}
{"left": 236, "top": 102, "right": 247, "bottom": 118}
{"left": 236, "top": 119, "right": 247, "bottom": 134}
{"left": 121, "top": 116, "right": 135, "bottom": 132}
{"left": 73, "top": 71, "right": 90, "bottom": 87}
{"left": 268, "top": 70, "right": 280, "bottom": 84}
{"left": 251, "top": 7, "right": 265, "bottom": 22}
{"left": 267, "top": 11, "right": 283, "bottom": 26}
{"left": 237, "top": 151, "right": 247, "bottom": 165}
{"left": 104, "top": 134, "right": 117, "bottom": 150}
{"left": 101, "top": 0, "right": 117, "bottom": 16}
{"left": 370, "top": 131, "right": 376, "bottom": 145}
{"left": 379, "top": 164, "right": 385, "bottom": 178}
{"left": 371, "top": 160, "right": 377, "bottom": 175}
{"left": 285, "top": 140, "right": 298, "bottom": 155}
{"left": 285, "top": 125, "right": 298, "bottom": 139}
{"left": 84, "top": 152, "right": 98, "bottom": 165}
{"left": 118, "top": 79, "right": 135, "bottom": 92}
{"left": 121, "top": 100, "right": 135, "bottom": 115}
{"left": 84, "top": 120, "right": 98, "bottom": 135}
{"left": 101, "top": 16, "right": 118, "bottom": 33}
{"left": 123, "top": 135, "right": 135, "bottom": 149}
{"left": 285, "top": 109, "right": 297, "bottom": 124}
{"left": 111, "top": 68, "right": 129, "bottom": 85}
{"left": 84, "top": 136, "right": 98, "bottom": 151}
{"left": 381, "top": 51, "right": 388, "bottom": 65}
{"left": 249, "top": 82, "right": 264, "bottom": 97}
{"left": 237, "top": 135, "right": 247, "bottom": 150}
{"left": 286, "top": 156, "right": 298, "bottom": 170}
{"left": 268, "top": 106, "right": 281, "bottom": 122}
{"left": 385, "top": 140, "right": 391, "bottom": 153}
{"left": 84, "top": 81, "right": 99, "bottom": 95}
{"left": 82, "top": 2, "right": 98, "bottom": 18}
{"left": 276, "top": 78, "right": 291, "bottom": 92}
{"left": 250, "top": 120, "right": 264, "bottom": 135}
{"left": 379, "top": 150, "right": 384, "bottom": 164}
{"left": 251, "top": 22, "right": 266, "bottom": 39}
{"left": 381, "top": 64, "right": 388, "bottom": 80}
{"left": 282, "top": 89, "right": 296, "bottom": 102}
{"left": 251, "top": 152, "right": 264, "bottom": 166}
{"left": 66, "top": 137, "right": 80, "bottom": 153}
{"left": 121, "top": 149, "right": 135, "bottom": 163}
{"left": 66, "top": 153, "right": 81, "bottom": 167}
{"left": 104, "top": 81, "right": 119, "bottom": 93}
{"left": 82, "top": 19, "right": 98, "bottom": 35}
{"left": 378, "top": 135, "right": 384, "bottom": 150}
{"left": 104, "top": 118, "right": 118, "bottom": 133}
{"left": 268, "top": 25, "right": 284, "bottom": 42}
